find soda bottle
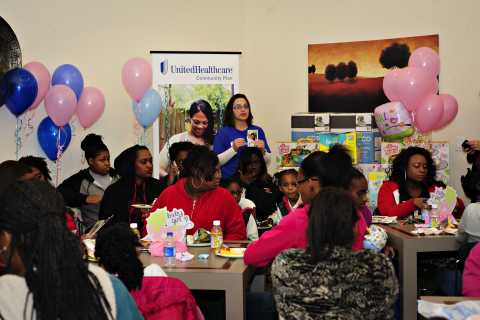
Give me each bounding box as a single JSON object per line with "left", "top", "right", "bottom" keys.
{"left": 211, "top": 220, "right": 223, "bottom": 250}
{"left": 130, "top": 223, "right": 141, "bottom": 241}
{"left": 163, "top": 232, "right": 176, "bottom": 266}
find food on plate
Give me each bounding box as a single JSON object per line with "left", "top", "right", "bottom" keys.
{"left": 218, "top": 245, "right": 246, "bottom": 258}
{"left": 187, "top": 228, "right": 211, "bottom": 245}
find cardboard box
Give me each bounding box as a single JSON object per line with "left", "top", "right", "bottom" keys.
{"left": 291, "top": 129, "right": 319, "bottom": 142}
{"left": 329, "top": 113, "right": 373, "bottom": 132}
{"left": 291, "top": 113, "right": 330, "bottom": 132}
{"left": 276, "top": 142, "right": 318, "bottom": 168}
{"left": 317, "top": 131, "right": 357, "bottom": 164}
{"left": 356, "top": 164, "right": 389, "bottom": 210}
{"left": 357, "top": 131, "right": 375, "bottom": 164}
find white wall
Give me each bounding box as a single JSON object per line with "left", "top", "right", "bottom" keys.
{"left": 1, "top": 0, "right": 479, "bottom": 198}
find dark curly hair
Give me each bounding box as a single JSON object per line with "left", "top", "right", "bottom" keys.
{"left": 223, "top": 93, "right": 253, "bottom": 127}
{"left": 80, "top": 133, "right": 109, "bottom": 161}
{"left": 389, "top": 146, "right": 437, "bottom": 202}
{"left": 95, "top": 223, "right": 144, "bottom": 291}
{"left": 19, "top": 155, "right": 52, "bottom": 181}
{"left": 182, "top": 145, "right": 219, "bottom": 182}
{"left": 0, "top": 181, "right": 111, "bottom": 320}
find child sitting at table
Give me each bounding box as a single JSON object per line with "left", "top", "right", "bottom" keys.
{"left": 95, "top": 223, "right": 204, "bottom": 319}
{"left": 222, "top": 178, "right": 259, "bottom": 241}
{"left": 270, "top": 169, "right": 302, "bottom": 225}
{"left": 458, "top": 169, "right": 480, "bottom": 245}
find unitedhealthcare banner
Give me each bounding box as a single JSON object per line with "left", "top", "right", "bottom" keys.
{"left": 151, "top": 51, "right": 241, "bottom": 177}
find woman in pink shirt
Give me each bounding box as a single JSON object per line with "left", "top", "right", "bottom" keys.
{"left": 244, "top": 145, "right": 367, "bottom": 267}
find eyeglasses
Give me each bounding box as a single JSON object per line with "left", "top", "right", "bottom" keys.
{"left": 233, "top": 104, "right": 249, "bottom": 111}
{"left": 297, "top": 177, "right": 319, "bottom": 185}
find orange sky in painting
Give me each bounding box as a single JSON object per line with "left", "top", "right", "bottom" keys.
{"left": 308, "top": 35, "right": 439, "bottom": 78}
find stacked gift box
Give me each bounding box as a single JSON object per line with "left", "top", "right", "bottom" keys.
{"left": 276, "top": 112, "right": 448, "bottom": 211}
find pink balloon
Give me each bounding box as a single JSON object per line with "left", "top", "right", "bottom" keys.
{"left": 24, "top": 61, "right": 51, "bottom": 110}
{"left": 413, "top": 94, "right": 444, "bottom": 133}
{"left": 434, "top": 94, "right": 458, "bottom": 130}
{"left": 396, "top": 67, "right": 438, "bottom": 112}
{"left": 408, "top": 47, "right": 440, "bottom": 77}
{"left": 382, "top": 69, "right": 402, "bottom": 102}
{"left": 44, "top": 85, "right": 77, "bottom": 127}
{"left": 77, "top": 87, "right": 105, "bottom": 129}
{"left": 121, "top": 58, "right": 152, "bottom": 102}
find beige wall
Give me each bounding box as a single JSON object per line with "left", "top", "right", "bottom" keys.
{"left": 0, "top": 0, "right": 478, "bottom": 198}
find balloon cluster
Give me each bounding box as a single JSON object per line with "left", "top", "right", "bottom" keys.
{"left": 0, "top": 62, "right": 106, "bottom": 161}
{"left": 377, "top": 47, "right": 458, "bottom": 137}
{"left": 122, "top": 58, "right": 164, "bottom": 128}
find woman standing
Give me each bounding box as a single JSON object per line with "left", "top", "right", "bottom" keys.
{"left": 99, "top": 145, "right": 163, "bottom": 236}
{"left": 58, "top": 134, "right": 118, "bottom": 230}
{"left": 158, "top": 99, "right": 214, "bottom": 176}
{"left": 214, "top": 94, "right": 271, "bottom": 179}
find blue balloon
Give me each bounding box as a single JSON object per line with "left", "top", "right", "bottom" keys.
{"left": 52, "top": 64, "right": 84, "bottom": 100}
{"left": 0, "top": 68, "right": 38, "bottom": 116}
{"left": 134, "top": 89, "right": 163, "bottom": 128}
{"left": 37, "top": 117, "right": 72, "bottom": 161}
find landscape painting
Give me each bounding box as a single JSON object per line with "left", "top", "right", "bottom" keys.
{"left": 308, "top": 35, "right": 439, "bottom": 113}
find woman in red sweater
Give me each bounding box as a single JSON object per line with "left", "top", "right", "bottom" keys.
{"left": 377, "top": 146, "right": 464, "bottom": 218}
{"left": 151, "top": 145, "right": 246, "bottom": 240}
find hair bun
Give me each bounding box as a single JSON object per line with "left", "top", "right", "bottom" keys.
{"left": 81, "top": 134, "right": 103, "bottom": 151}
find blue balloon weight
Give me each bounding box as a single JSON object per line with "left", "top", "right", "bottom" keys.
{"left": 0, "top": 68, "right": 38, "bottom": 116}
{"left": 52, "top": 64, "right": 84, "bottom": 100}
{"left": 134, "top": 89, "right": 163, "bottom": 128}
{"left": 37, "top": 117, "right": 72, "bottom": 161}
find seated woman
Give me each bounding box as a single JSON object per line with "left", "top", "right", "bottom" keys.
{"left": 95, "top": 223, "right": 203, "bottom": 319}
{"left": 244, "top": 145, "right": 367, "bottom": 267}
{"left": 58, "top": 134, "right": 119, "bottom": 230}
{"left": 272, "top": 187, "right": 398, "bottom": 319}
{"left": 99, "top": 145, "right": 163, "bottom": 236}
{"left": 158, "top": 99, "right": 215, "bottom": 176}
{"left": 231, "top": 147, "right": 278, "bottom": 222}
{"left": 377, "top": 146, "right": 464, "bottom": 218}
{"left": 0, "top": 181, "right": 142, "bottom": 319}
{"left": 150, "top": 145, "right": 246, "bottom": 240}
{"left": 214, "top": 93, "right": 271, "bottom": 179}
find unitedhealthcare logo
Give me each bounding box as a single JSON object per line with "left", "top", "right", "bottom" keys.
{"left": 160, "top": 59, "right": 168, "bottom": 75}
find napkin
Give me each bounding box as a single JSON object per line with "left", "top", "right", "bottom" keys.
{"left": 176, "top": 251, "right": 194, "bottom": 262}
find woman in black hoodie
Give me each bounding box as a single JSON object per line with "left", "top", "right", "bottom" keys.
{"left": 58, "top": 134, "right": 118, "bottom": 230}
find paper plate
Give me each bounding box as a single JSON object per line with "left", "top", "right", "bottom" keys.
{"left": 215, "top": 247, "right": 246, "bottom": 258}
{"left": 131, "top": 204, "right": 152, "bottom": 209}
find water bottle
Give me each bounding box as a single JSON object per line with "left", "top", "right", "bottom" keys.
{"left": 164, "top": 232, "right": 176, "bottom": 266}
{"left": 130, "top": 223, "right": 141, "bottom": 241}
{"left": 211, "top": 220, "right": 223, "bottom": 250}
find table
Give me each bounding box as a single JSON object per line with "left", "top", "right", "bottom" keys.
{"left": 381, "top": 224, "right": 459, "bottom": 320}
{"left": 138, "top": 241, "right": 255, "bottom": 320}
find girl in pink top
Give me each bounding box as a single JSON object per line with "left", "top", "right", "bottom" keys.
{"left": 244, "top": 145, "right": 367, "bottom": 267}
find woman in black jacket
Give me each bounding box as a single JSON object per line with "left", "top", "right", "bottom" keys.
{"left": 99, "top": 145, "right": 163, "bottom": 236}
{"left": 58, "top": 134, "right": 118, "bottom": 229}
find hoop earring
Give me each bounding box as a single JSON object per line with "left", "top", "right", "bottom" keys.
{"left": 404, "top": 170, "right": 407, "bottom": 181}
{"left": 191, "top": 178, "right": 202, "bottom": 189}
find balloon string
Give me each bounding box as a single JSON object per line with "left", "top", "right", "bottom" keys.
{"left": 15, "top": 118, "right": 23, "bottom": 160}
{"left": 55, "top": 127, "right": 66, "bottom": 187}
{"left": 24, "top": 110, "right": 35, "bottom": 138}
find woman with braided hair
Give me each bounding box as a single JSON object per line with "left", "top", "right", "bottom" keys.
{"left": 0, "top": 180, "right": 143, "bottom": 320}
